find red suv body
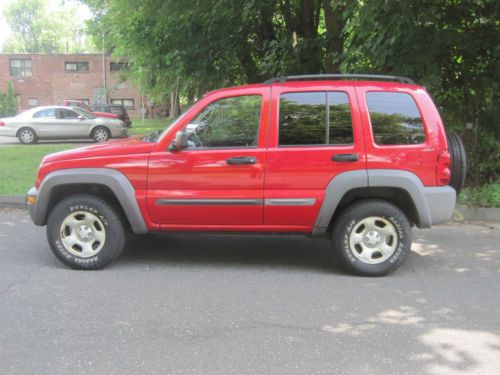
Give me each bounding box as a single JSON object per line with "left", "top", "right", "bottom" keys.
{"left": 28, "top": 75, "right": 462, "bottom": 275}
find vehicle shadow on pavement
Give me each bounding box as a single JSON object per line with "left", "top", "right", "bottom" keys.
{"left": 118, "top": 233, "right": 343, "bottom": 274}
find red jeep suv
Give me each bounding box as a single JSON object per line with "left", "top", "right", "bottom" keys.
{"left": 27, "top": 75, "right": 465, "bottom": 276}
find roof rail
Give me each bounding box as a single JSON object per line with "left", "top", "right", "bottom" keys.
{"left": 263, "top": 74, "right": 416, "bottom": 85}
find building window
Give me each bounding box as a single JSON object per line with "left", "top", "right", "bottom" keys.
{"left": 111, "top": 99, "right": 134, "bottom": 109}
{"left": 65, "top": 62, "right": 89, "bottom": 72}
{"left": 28, "top": 98, "right": 39, "bottom": 108}
{"left": 10, "top": 59, "right": 32, "bottom": 77}
{"left": 110, "top": 62, "right": 130, "bottom": 72}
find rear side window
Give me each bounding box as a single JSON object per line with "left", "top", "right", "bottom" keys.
{"left": 366, "top": 92, "right": 426, "bottom": 145}
{"left": 33, "top": 108, "right": 56, "bottom": 118}
{"left": 279, "top": 92, "right": 353, "bottom": 146}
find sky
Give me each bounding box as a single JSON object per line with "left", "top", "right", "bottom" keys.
{"left": 0, "top": 0, "right": 92, "bottom": 50}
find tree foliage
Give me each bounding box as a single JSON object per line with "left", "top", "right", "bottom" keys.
{"left": 3, "top": 0, "right": 95, "bottom": 53}
{"left": 86, "top": 1, "right": 500, "bottom": 184}
{"left": 0, "top": 82, "right": 18, "bottom": 117}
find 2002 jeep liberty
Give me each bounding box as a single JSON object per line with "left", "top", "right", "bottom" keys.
{"left": 26, "top": 74, "right": 466, "bottom": 276}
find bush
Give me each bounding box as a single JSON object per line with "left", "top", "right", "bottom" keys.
{"left": 458, "top": 181, "right": 500, "bottom": 208}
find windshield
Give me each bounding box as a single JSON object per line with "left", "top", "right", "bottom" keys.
{"left": 72, "top": 107, "right": 96, "bottom": 119}
{"left": 143, "top": 102, "right": 196, "bottom": 142}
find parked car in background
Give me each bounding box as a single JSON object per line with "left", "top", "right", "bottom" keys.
{"left": 0, "top": 106, "right": 128, "bottom": 144}
{"left": 63, "top": 100, "right": 120, "bottom": 121}
{"left": 90, "top": 104, "right": 132, "bottom": 127}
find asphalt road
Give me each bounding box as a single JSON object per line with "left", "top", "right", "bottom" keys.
{"left": 1, "top": 208, "right": 499, "bottom": 375}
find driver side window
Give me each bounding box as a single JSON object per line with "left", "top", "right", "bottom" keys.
{"left": 186, "top": 95, "right": 261, "bottom": 149}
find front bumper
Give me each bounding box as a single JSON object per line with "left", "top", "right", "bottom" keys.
{"left": 26, "top": 187, "right": 38, "bottom": 223}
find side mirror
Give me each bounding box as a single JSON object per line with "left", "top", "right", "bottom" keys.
{"left": 78, "top": 115, "right": 84, "bottom": 120}
{"left": 168, "top": 130, "right": 188, "bottom": 151}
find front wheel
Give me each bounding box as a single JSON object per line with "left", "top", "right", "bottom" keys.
{"left": 92, "top": 126, "right": 110, "bottom": 142}
{"left": 331, "top": 200, "right": 412, "bottom": 276}
{"left": 46, "top": 195, "right": 126, "bottom": 269}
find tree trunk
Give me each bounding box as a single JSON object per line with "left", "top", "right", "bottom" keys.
{"left": 324, "top": 1, "right": 347, "bottom": 73}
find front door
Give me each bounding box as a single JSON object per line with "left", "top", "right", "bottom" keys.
{"left": 56, "top": 108, "right": 92, "bottom": 138}
{"left": 148, "top": 88, "right": 270, "bottom": 228}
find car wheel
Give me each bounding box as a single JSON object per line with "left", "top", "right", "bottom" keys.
{"left": 446, "top": 132, "right": 467, "bottom": 195}
{"left": 92, "top": 126, "right": 110, "bottom": 142}
{"left": 46, "top": 194, "right": 126, "bottom": 270}
{"left": 17, "top": 127, "right": 37, "bottom": 144}
{"left": 331, "top": 200, "right": 412, "bottom": 276}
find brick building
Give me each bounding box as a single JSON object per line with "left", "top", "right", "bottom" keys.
{"left": 0, "top": 53, "right": 148, "bottom": 118}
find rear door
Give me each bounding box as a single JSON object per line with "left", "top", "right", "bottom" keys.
{"left": 263, "top": 84, "right": 366, "bottom": 228}
{"left": 30, "top": 108, "right": 58, "bottom": 138}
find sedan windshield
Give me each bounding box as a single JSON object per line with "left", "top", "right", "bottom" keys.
{"left": 72, "top": 107, "right": 96, "bottom": 119}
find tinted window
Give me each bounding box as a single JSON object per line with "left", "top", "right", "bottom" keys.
{"left": 279, "top": 92, "right": 353, "bottom": 146}
{"left": 59, "top": 109, "right": 80, "bottom": 119}
{"left": 33, "top": 108, "right": 56, "bottom": 118}
{"left": 328, "top": 92, "right": 354, "bottom": 144}
{"left": 187, "top": 95, "right": 261, "bottom": 148}
{"left": 366, "top": 92, "right": 426, "bottom": 145}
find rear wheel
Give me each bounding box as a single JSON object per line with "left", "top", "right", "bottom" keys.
{"left": 446, "top": 132, "right": 466, "bottom": 195}
{"left": 46, "top": 194, "right": 126, "bottom": 270}
{"left": 92, "top": 126, "right": 110, "bottom": 142}
{"left": 18, "top": 127, "right": 37, "bottom": 144}
{"left": 331, "top": 200, "right": 412, "bottom": 276}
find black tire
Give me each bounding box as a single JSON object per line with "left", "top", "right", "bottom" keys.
{"left": 331, "top": 200, "right": 412, "bottom": 276}
{"left": 17, "top": 127, "right": 37, "bottom": 144}
{"left": 46, "top": 194, "right": 126, "bottom": 270}
{"left": 91, "top": 126, "right": 111, "bottom": 142}
{"left": 446, "top": 132, "right": 466, "bottom": 195}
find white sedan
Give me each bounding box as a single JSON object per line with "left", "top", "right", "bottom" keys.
{"left": 0, "top": 106, "right": 128, "bottom": 144}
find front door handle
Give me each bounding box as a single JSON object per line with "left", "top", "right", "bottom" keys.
{"left": 332, "top": 153, "right": 359, "bottom": 162}
{"left": 226, "top": 156, "right": 256, "bottom": 165}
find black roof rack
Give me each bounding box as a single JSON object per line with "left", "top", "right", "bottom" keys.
{"left": 263, "top": 74, "right": 416, "bottom": 85}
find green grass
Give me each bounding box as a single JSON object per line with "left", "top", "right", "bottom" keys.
{"left": 0, "top": 144, "right": 76, "bottom": 195}
{"left": 0, "top": 118, "right": 171, "bottom": 195}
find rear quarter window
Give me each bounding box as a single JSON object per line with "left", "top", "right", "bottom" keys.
{"left": 366, "top": 92, "right": 426, "bottom": 145}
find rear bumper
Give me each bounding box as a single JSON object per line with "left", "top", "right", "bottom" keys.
{"left": 0, "top": 127, "right": 17, "bottom": 137}
{"left": 423, "top": 186, "right": 456, "bottom": 226}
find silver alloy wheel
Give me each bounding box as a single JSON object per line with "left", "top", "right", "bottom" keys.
{"left": 59, "top": 211, "right": 106, "bottom": 258}
{"left": 20, "top": 129, "right": 34, "bottom": 143}
{"left": 94, "top": 128, "right": 109, "bottom": 142}
{"left": 349, "top": 216, "right": 398, "bottom": 264}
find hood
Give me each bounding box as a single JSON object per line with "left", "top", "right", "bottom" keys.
{"left": 42, "top": 137, "right": 156, "bottom": 163}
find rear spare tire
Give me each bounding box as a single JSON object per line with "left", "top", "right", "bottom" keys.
{"left": 446, "top": 132, "right": 466, "bottom": 195}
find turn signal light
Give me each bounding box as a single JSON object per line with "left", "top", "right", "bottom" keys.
{"left": 436, "top": 150, "right": 451, "bottom": 185}
{"left": 26, "top": 195, "right": 36, "bottom": 205}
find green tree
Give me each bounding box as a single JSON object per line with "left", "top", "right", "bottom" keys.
{"left": 3, "top": 82, "right": 18, "bottom": 117}
{"left": 3, "top": 0, "right": 95, "bottom": 53}
{"left": 345, "top": 0, "right": 499, "bottom": 184}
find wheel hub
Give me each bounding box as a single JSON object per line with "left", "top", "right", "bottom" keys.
{"left": 76, "top": 225, "right": 94, "bottom": 241}
{"left": 363, "top": 230, "right": 381, "bottom": 247}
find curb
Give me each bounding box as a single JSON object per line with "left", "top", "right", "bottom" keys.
{"left": 0, "top": 195, "right": 499, "bottom": 222}
{"left": 0, "top": 195, "right": 25, "bottom": 209}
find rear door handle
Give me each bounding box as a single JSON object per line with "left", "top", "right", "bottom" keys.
{"left": 226, "top": 156, "right": 256, "bottom": 165}
{"left": 332, "top": 153, "right": 359, "bottom": 162}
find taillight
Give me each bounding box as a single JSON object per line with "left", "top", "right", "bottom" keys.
{"left": 0, "top": 121, "right": 5, "bottom": 127}
{"left": 436, "top": 150, "right": 451, "bottom": 185}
